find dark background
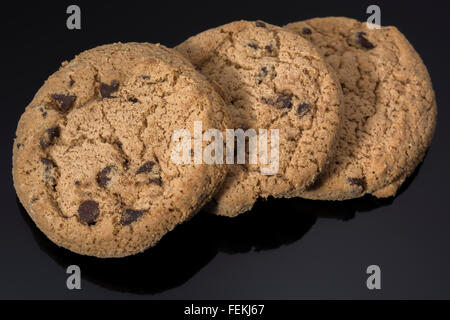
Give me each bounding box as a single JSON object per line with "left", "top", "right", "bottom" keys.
{"left": 1, "top": 0, "right": 449, "bottom": 299}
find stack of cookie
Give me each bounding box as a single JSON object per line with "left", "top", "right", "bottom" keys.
{"left": 13, "top": 17, "right": 436, "bottom": 258}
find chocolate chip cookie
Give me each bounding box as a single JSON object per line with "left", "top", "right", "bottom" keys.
{"left": 285, "top": 17, "right": 437, "bottom": 200}
{"left": 13, "top": 42, "right": 230, "bottom": 257}
{"left": 176, "top": 20, "right": 343, "bottom": 216}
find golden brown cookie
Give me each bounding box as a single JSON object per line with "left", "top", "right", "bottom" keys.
{"left": 176, "top": 20, "right": 343, "bottom": 216}
{"left": 13, "top": 42, "right": 230, "bottom": 257}
{"left": 285, "top": 17, "right": 437, "bottom": 200}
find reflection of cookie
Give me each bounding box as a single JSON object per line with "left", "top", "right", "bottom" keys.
{"left": 13, "top": 43, "right": 230, "bottom": 257}
{"left": 176, "top": 20, "right": 342, "bottom": 217}
{"left": 286, "top": 17, "right": 437, "bottom": 200}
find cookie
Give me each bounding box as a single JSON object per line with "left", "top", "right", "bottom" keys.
{"left": 285, "top": 17, "right": 437, "bottom": 200}
{"left": 176, "top": 20, "right": 342, "bottom": 216}
{"left": 13, "top": 42, "right": 230, "bottom": 257}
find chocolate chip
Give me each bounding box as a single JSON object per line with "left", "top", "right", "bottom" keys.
{"left": 123, "top": 159, "right": 130, "bottom": 171}
{"left": 40, "top": 157, "right": 55, "bottom": 168}
{"left": 40, "top": 158, "right": 57, "bottom": 190}
{"left": 100, "top": 80, "right": 120, "bottom": 98}
{"left": 78, "top": 200, "right": 99, "bottom": 225}
{"left": 247, "top": 43, "right": 259, "bottom": 49}
{"left": 302, "top": 27, "right": 312, "bottom": 35}
{"left": 357, "top": 32, "right": 375, "bottom": 49}
{"left": 261, "top": 97, "right": 274, "bottom": 106}
{"left": 40, "top": 126, "right": 60, "bottom": 149}
{"left": 47, "top": 126, "right": 60, "bottom": 139}
{"left": 121, "top": 209, "right": 145, "bottom": 226}
{"left": 255, "top": 21, "right": 266, "bottom": 28}
{"left": 257, "top": 67, "right": 269, "bottom": 84}
{"left": 297, "top": 103, "right": 312, "bottom": 118}
{"left": 265, "top": 45, "right": 273, "bottom": 54}
{"left": 262, "top": 93, "right": 293, "bottom": 109}
{"left": 39, "top": 107, "right": 48, "bottom": 118}
{"left": 128, "top": 97, "right": 139, "bottom": 103}
{"left": 97, "top": 165, "right": 116, "bottom": 187}
{"left": 148, "top": 177, "right": 163, "bottom": 186}
{"left": 51, "top": 94, "right": 76, "bottom": 112}
{"left": 276, "top": 94, "right": 293, "bottom": 109}
{"left": 40, "top": 157, "right": 58, "bottom": 191}
{"left": 136, "top": 161, "right": 155, "bottom": 174}
{"left": 347, "top": 177, "right": 366, "bottom": 188}
{"left": 260, "top": 67, "right": 268, "bottom": 77}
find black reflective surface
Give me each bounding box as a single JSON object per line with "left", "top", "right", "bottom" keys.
{"left": 1, "top": 0, "right": 449, "bottom": 299}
